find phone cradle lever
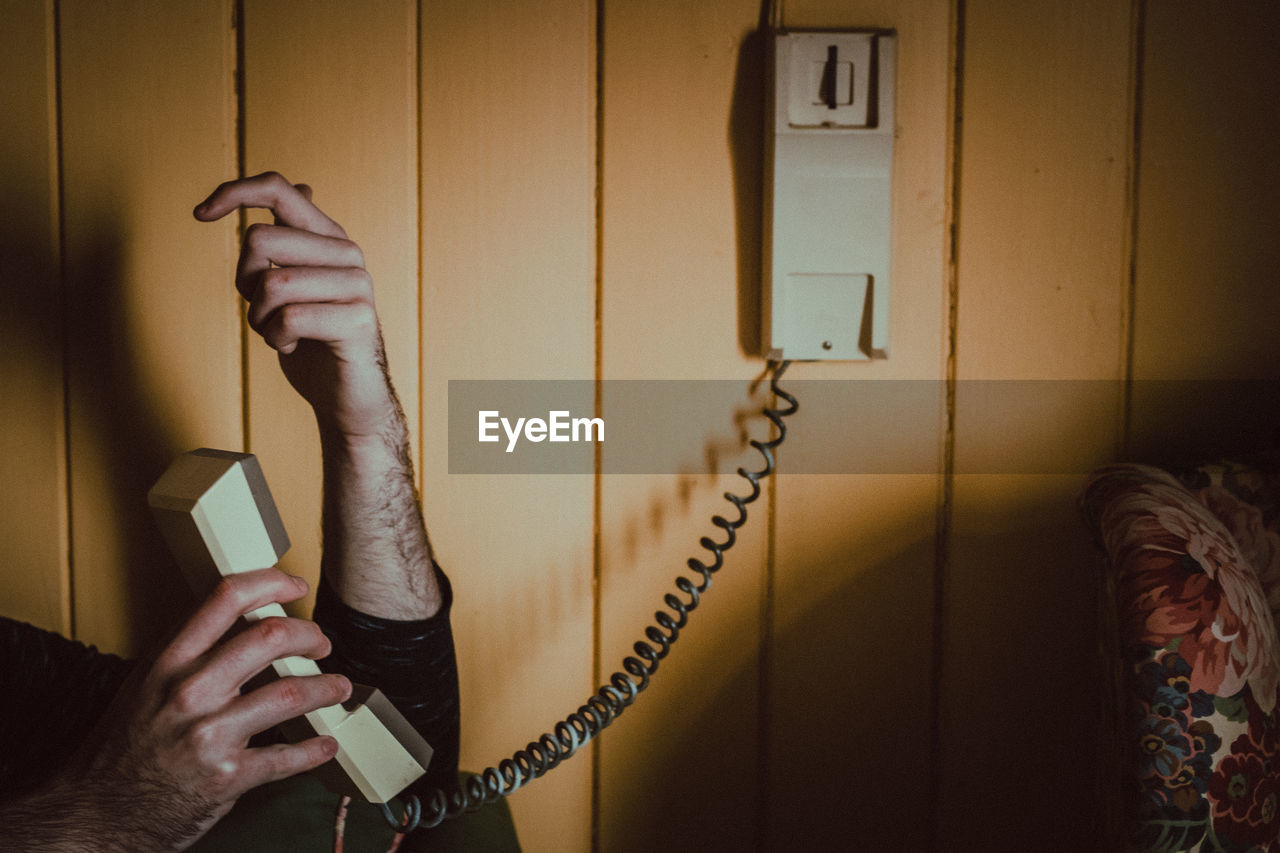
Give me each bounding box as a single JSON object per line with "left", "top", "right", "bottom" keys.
{"left": 147, "top": 448, "right": 433, "bottom": 804}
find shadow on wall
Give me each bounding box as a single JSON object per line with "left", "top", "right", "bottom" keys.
{"left": 0, "top": 164, "right": 65, "bottom": 625}
{"left": 0, "top": 175, "right": 192, "bottom": 651}
{"left": 597, "top": 479, "right": 1116, "bottom": 851}
{"left": 583, "top": 366, "right": 939, "bottom": 849}
{"left": 937, "top": 482, "right": 1116, "bottom": 850}
{"left": 729, "top": 11, "right": 768, "bottom": 359}
{"left": 65, "top": 200, "right": 193, "bottom": 650}
{"left": 602, "top": 523, "right": 943, "bottom": 851}
{"left": 1126, "top": 381, "right": 1280, "bottom": 475}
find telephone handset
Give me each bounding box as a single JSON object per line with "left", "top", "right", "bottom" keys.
{"left": 147, "top": 448, "right": 434, "bottom": 804}
{"left": 148, "top": 360, "right": 795, "bottom": 832}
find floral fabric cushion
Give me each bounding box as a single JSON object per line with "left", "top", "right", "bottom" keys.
{"left": 1084, "top": 463, "right": 1280, "bottom": 852}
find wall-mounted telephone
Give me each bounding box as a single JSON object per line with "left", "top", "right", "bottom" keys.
{"left": 764, "top": 29, "right": 896, "bottom": 361}
{"left": 147, "top": 362, "right": 795, "bottom": 833}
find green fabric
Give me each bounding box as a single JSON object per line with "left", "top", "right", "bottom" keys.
{"left": 190, "top": 773, "right": 520, "bottom": 852}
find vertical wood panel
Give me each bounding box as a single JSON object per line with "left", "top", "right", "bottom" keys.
{"left": 0, "top": 0, "right": 66, "bottom": 633}
{"left": 766, "top": 0, "right": 952, "bottom": 848}
{"left": 945, "top": 1, "right": 1133, "bottom": 847}
{"left": 419, "top": 2, "right": 596, "bottom": 849}
{"left": 1128, "top": 2, "right": 1280, "bottom": 465}
{"left": 1132, "top": 2, "right": 1280, "bottom": 382}
{"left": 599, "top": 2, "right": 772, "bottom": 849}
{"left": 242, "top": 0, "right": 421, "bottom": 610}
{"left": 60, "top": 0, "right": 239, "bottom": 654}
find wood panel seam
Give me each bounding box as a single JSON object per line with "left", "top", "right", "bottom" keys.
{"left": 930, "top": 0, "right": 965, "bottom": 848}
{"left": 415, "top": 0, "right": 425, "bottom": 496}
{"left": 1121, "top": 0, "right": 1147, "bottom": 457}
{"left": 591, "top": 2, "right": 605, "bottom": 850}
{"left": 234, "top": 0, "right": 250, "bottom": 453}
{"left": 758, "top": 13, "right": 778, "bottom": 848}
{"left": 1107, "top": 2, "right": 1146, "bottom": 841}
{"left": 51, "top": 0, "right": 74, "bottom": 638}
{"left": 759, "top": 463, "right": 777, "bottom": 852}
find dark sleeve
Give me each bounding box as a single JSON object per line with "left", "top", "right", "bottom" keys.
{"left": 312, "top": 563, "right": 460, "bottom": 793}
{"left": 0, "top": 617, "right": 133, "bottom": 800}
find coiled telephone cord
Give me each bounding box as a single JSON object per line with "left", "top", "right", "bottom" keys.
{"left": 378, "top": 360, "right": 797, "bottom": 833}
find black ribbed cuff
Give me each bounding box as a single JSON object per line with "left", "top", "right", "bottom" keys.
{"left": 313, "top": 563, "right": 460, "bottom": 791}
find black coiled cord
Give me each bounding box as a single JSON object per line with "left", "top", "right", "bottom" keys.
{"left": 381, "top": 360, "right": 797, "bottom": 832}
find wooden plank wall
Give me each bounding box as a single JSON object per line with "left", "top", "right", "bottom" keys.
{"left": 418, "top": 3, "right": 596, "bottom": 850}
{"left": 1128, "top": 0, "right": 1280, "bottom": 466}
{"left": 2, "top": 1, "right": 1277, "bottom": 850}
{"left": 59, "top": 0, "right": 241, "bottom": 652}
{"left": 942, "top": 0, "right": 1134, "bottom": 847}
{"left": 599, "top": 1, "right": 775, "bottom": 846}
{"left": 760, "top": 2, "right": 950, "bottom": 850}
{"left": 240, "top": 0, "right": 423, "bottom": 609}
{"left": 0, "top": 0, "right": 67, "bottom": 633}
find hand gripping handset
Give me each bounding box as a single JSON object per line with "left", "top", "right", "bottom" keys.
{"left": 147, "top": 448, "right": 433, "bottom": 804}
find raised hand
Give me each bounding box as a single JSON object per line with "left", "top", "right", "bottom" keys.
{"left": 194, "top": 172, "right": 402, "bottom": 443}
{"left": 195, "top": 172, "right": 438, "bottom": 620}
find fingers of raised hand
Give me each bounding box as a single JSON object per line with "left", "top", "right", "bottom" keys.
{"left": 236, "top": 222, "right": 364, "bottom": 300}
{"left": 247, "top": 266, "right": 374, "bottom": 334}
{"left": 194, "top": 171, "right": 346, "bottom": 240}
{"left": 257, "top": 299, "right": 380, "bottom": 356}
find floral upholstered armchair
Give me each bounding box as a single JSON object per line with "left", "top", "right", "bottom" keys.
{"left": 1083, "top": 462, "right": 1280, "bottom": 852}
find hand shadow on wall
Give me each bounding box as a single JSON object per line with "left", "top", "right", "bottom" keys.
{"left": 0, "top": 183, "right": 191, "bottom": 653}
{"left": 66, "top": 204, "right": 193, "bottom": 652}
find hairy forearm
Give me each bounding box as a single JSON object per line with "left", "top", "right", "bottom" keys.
{"left": 0, "top": 783, "right": 106, "bottom": 850}
{"left": 0, "top": 789, "right": 121, "bottom": 852}
{"left": 197, "top": 174, "right": 442, "bottom": 621}
{"left": 0, "top": 774, "right": 207, "bottom": 853}
{"left": 318, "top": 386, "right": 440, "bottom": 620}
